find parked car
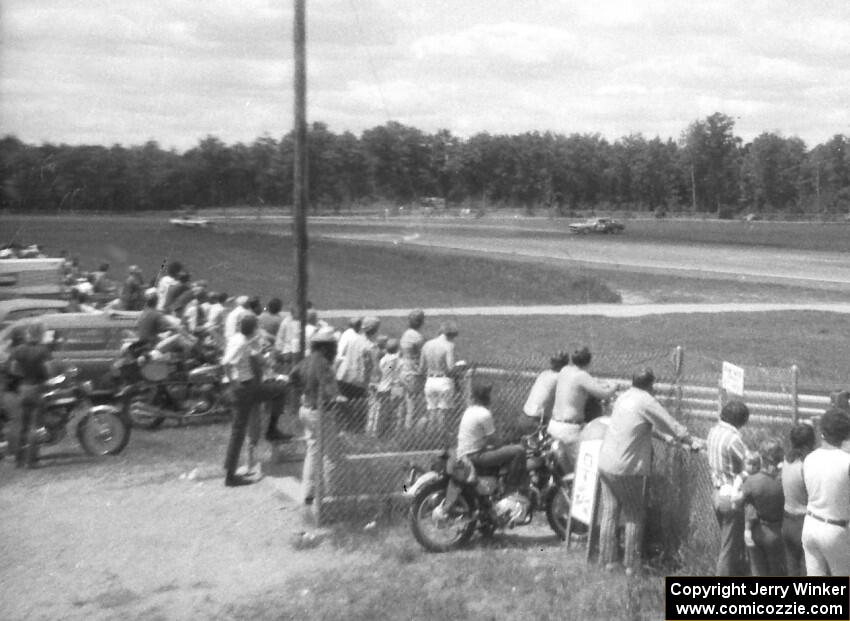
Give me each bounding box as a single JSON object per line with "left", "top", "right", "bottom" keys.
{"left": 0, "top": 298, "right": 70, "bottom": 328}
{"left": 0, "top": 258, "right": 68, "bottom": 300}
{"left": 568, "top": 217, "right": 625, "bottom": 234}
{"left": 0, "top": 310, "right": 139, "bottom": 394}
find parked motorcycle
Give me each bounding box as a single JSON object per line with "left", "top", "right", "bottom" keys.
{"left": 35, "top": 366, "right": 131, "bottom": 456}
{"left": 406, "top": 420, "right": 574, "bottom": 552}
{"left": 113, "top": 335, "right": 230, "bottom": 429}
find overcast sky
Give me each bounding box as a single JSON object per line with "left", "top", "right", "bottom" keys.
{"left": 2, "top": 1, "right": 849, "bottom": 152}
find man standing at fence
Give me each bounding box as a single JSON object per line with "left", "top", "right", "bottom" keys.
{"left": 520, "top": 351, "right": 570, "bottom": 434}
{"left": 597, "top": 369, "right": 702, "bottom": 575}
{"left": 549, "top": 346, "right": 617, "bottom": 472}
{"left": 399, "top": 310, "right": 426, "bottom": 430}
{"left": 706, "top": 399, "right": 751, "bottom": 575}
{"left": 420, "top": 321, "right": 459, "bottom": 439}
{"left": 336, "top": 316, "right": 380, "bottom": 433}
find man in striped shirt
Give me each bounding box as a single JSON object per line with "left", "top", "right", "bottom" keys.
{"left": 706, "top": 400, "right": 751, "bottom": 576}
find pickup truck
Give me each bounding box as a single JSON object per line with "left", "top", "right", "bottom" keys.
{"left": 567, "top": 217, "right": 625, "bottom": 234}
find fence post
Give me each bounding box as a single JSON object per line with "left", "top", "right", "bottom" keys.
{"left": 791, "top": 364, "right": 799, "bottom": 424}
{"left": 674, "top": 346, "right": 684, "bottom": 418}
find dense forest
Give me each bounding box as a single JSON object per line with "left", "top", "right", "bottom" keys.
{"left": 1, "top": 112, "right": 848, "bottom": 216}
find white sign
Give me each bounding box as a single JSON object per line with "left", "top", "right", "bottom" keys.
{"left": 722, "top": 361, "right": 745, "bottom": 397}
{"left": 570, "top": 439, "right": 602, "bottom": 525}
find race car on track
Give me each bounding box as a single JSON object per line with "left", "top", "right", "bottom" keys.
{"left": 567, "top": 217, "right": 625, "bottom": 234}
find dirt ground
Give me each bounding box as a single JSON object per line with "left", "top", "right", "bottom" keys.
{"left": 0, "top": 426, "right": 348, "bottom": 621}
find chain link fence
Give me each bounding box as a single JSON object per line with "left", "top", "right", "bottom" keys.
{"left": 312, "top": 346, "right": 836, "bottom": 570}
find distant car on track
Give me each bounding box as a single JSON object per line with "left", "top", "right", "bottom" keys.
{"left": 169, "top": 215, "right": 212, "bottom": 228}
{"left": 568, "top": 217, "right": 625, "bottom": 235}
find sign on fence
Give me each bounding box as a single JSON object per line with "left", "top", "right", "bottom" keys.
{"left": 570, "top": 439, "right": 602, "bottom": 520}
{"left": 721, "top": 361, "right": 744, "bottom": 397}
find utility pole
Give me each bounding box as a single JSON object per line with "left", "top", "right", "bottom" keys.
{"left": 293, "top": 0, "right": 308, "bottom": 359}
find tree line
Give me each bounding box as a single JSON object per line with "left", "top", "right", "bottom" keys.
{"left": 1, "top": 112, "right": 848, "bottom": 216}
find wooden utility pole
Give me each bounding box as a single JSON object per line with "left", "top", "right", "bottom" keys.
{"left": 293, "top": 0, "right": 308, "bottom": 359}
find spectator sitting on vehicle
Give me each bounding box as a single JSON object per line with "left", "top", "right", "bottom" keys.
{"left": 166, "top": 271, "right": 192, "bottom": 315}
{"left": 120, "top": 265, "right": 146, "bottom": 311}
{"left": 455, "top": 382, "right": 526, "bottom": 496}
{"left": 90, "top": 262, "right": 113, "bottom": 294}
{"left": 204, "top": 291, "right": 227, "bottom": 347}
{"left": 258, "top": 298, "right": 284, "bottom": 347}
{"left": 136, "top": 291, "right": 180, "bottom": 349}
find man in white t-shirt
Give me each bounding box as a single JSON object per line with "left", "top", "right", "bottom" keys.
{"left": 457, "top": 383, "right": 525, "bottom": 493}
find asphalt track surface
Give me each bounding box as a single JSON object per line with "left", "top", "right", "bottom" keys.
{"left": 305, "top": 218, "right": 850, "bottom": 289}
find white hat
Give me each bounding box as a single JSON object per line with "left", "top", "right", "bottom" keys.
{"left": 310, "top": 326, "right": 337, "bottom": 344}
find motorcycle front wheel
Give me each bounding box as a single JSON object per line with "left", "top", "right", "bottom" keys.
{"left": 545, "top": 482, "right": 586, "bottom": 540}
{"left": 78, "top": 406, "right": 131, "bottom": 456}
{"left": 123, "top": 387, "right": 166, "bottom": 430}
{"left": 409, "top": 479, "right": 476, "bottom": 553}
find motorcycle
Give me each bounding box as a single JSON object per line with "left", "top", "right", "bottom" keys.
{"left": 406, "top": 420, "right": 575, "bottom": 552}
{"left": 112, "top": 333, "right": 231, "bottom": 429}
{"left": 35, "top": 366, "right": 131, "bottom": 456}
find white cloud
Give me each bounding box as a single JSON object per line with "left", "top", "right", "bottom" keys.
{"left": 1, "top": 0, "right": 849, "bottom": 150}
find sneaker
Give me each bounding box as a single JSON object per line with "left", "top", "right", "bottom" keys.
{"left": 224, "top": 474, "right": 254, "bottom": 487}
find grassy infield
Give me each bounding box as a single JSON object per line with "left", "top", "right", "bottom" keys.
{"left": 6, "top": 214, "right": 850, "bottom": 619}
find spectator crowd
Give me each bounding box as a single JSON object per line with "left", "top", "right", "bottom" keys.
{"left": 4, "top": 250, "right": 850, "bottom": 580}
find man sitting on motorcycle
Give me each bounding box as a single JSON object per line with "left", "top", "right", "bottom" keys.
{"left": 456, "top": 382, "right": 526, "bottom": 495}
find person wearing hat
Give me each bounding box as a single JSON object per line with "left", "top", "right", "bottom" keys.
{"left": 399, "top": 310, "right": 426, "bottom": 430}
{"left": 419, "top": 320, "right": 460, "bottom": 437}
{"left": 288, "top": 326, "right": 340, "bottom": 505}
{"left": 596, "top": 368, "right": 702, "bottom": 575}
{"left": 120, "top": 265, "right": 145, "bottom": 311}
{"left": 335, "top": 316, "right": 380, "bottom": 433}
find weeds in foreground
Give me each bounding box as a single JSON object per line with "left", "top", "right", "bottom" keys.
{"left": 232, "top": 525, "right": 666, "bottom": 621}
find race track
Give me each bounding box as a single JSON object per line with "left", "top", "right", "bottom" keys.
{"left": 306, "top": 218, "right": 850, "bottom": 289}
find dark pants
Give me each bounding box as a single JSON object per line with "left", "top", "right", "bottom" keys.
{"left": 782, "top": 512, "right": 806, "bottom": 576}
{"left": 17, "top": 383, "right": 43, "bottom": 467}
{"left": 749, "top": 521, "right": 787, "bottom": 576}
{"left": 470, "top": 444, "right": 526, "bottom": 491}
{"left": 714, "top": 494, "right": 747, "bottom": 576}
{"left": 224, "top": 380, "right": 287, "bottom": 477}
{"left": 338, "top": 382, "right": 367, "bottom": 433}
